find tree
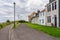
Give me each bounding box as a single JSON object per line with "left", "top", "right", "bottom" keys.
{"left": 6, "top": 20, "right": 10, "bottom": 23}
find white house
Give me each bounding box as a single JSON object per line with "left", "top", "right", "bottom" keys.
{"left": 39, "top": 9, "right": 46, "bottom": 25}
{"left": 46, "top": 0, "right": 60, "bottom": 27}
{"left": 30, "top": 10, "right": 40, "bottom": 24}
{"left": 28, "top": 0, "right": 60, "bottom": 28}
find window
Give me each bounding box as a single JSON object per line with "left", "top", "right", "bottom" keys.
{"left": 47, "top": 16, "right": 51, "bottom": 23}
{"left": 47, "top": 5, "right": 51, "bottom": 12}
{"left": 40, "top": 13, "right": 42, "bottom": 16}
{"left": 42, "top": 19, "right": 44, "bottom": 23}
{"left": 55, "top": 2, "right": 57, "bottom": 10}
{"left": 52, "top": 2, "right": 57, "bottom": 10}
{"left": 52, "top": 3, "right": 54, "bottom": 10}
{"left": 43, "top": 12, "right": 44, "bottom": 16}
{"left": 49, "top": 0, "right": 55, "bottom": 3}
{"left": 36, "top": 13, "right": 39, "bottom": 17}
{"left": 40, "top": 20, "right": 41, "bottom": 23}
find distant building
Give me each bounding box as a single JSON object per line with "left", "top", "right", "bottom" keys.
{"left": 28, "top": 10, "right": 40, "bottom": 24}
{"left": 28, "top": 12, "right": 35, "bottom": 22}
{"left": 28, "top": 16, "right": 31, "bottom": 22}
{"left": 31, "top": 16, "right": 39, "bottom": 24}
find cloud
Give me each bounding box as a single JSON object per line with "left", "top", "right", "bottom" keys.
{"left": 0, "top": 0, "right": 48, "bottom": 23}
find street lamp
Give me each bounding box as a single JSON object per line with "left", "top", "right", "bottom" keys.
{"left": 13, "top": 2, "right": 16, "bottom": 28}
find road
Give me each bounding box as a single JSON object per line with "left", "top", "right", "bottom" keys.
{"left": 11, "top": 23, "right": 60, "bottom": 40}
{"left": 0, "top": 24, "right": 12, "bottom": 40}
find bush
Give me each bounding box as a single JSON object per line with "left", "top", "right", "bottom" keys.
{"left": 6, "top": 20, "right": 10, "bottom": 23}
{"left": 0, "top": 21, "right": 13, "bottom": 29}
{"left": 18, "top": 20, "right": 28, "bottom": 23}
{"left": 0, "top": 24, "right": 3, "bottom": 29}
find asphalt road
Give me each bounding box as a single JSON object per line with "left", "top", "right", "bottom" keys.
{"left": 11, "top": 23, "right": 60, "bottom": 40}
{"left": 0, "top": 24, "right": 12, "bottom": 40}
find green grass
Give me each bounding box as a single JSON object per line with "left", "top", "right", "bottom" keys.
{"left": 26, "top": 23, "right": 60, "bottom": 38}
{"left": 12, "top": 22, "right": 20, "bottom": 28}
{"left": 0, "top": 22, "right": 12, "bottom": 29}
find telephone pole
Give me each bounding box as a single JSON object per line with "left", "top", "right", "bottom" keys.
{"left": 13, "top": 2, "right": 16, "bottom": 28}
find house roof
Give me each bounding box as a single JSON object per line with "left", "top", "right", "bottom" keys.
{"left": 45, "top": 3, "right": 49, "bottom": 7}
{"left": 40, "top": 9, "right": 46, "bottom": 13}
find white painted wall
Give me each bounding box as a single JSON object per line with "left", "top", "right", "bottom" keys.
{"left": 39, "top": 11, "right": 46, "bottom": 25}
{"left": 31, "top": 17, "right": 39, "bottom": 24}
{"left": 46, "top": 0, "right": 59, "bottom": 27}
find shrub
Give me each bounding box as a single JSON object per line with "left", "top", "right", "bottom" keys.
{"left": 6, "top": 20, "right": 10, "bottom": 23}
{"left": 0, "top": 24, "right": 3, "bottom": 29}
{"left": 18, "top": 20, "right": 28, "bottom": 23}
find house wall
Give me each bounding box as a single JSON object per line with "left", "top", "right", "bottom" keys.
{"left": 31, "top": 17, "right": 39, "bottom": 24}
{"left": 31, "top": 18, "right": 35, "bottom": 23}
{"left": 39, "top": 11, "right": 46, "bottom": 25}
{"left": 35, "top": 17, "right": 39, "bottom": 24}
{"left": 46, "top": 10, "right": 58, "bottom": 26}
{"left": 46, "top": 0, "right": 59, "bottom": 27}
{"left": 58, "top": 0, "right": 60, "bottom": 27}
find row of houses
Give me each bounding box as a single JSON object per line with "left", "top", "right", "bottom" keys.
{"left": 28, "top": 0, "right": 60, "bottom": 28}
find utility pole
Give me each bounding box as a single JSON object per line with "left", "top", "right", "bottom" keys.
{"left": 13, "top": 2, "right": 16, "bottom": 28}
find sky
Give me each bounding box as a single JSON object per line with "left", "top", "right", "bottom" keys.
{"left": 0, "top": 0, "right": 48, "bottom": 23}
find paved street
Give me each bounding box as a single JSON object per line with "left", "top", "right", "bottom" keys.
{"left": 0, "top": 24, "right": 12, "bottom": 40}
{"left": 11, "top": 23, "right": 60, "bottom": 40}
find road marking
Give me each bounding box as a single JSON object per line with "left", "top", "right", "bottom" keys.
{"left": 9, "top": 24, "right": 13, "bottom": 40}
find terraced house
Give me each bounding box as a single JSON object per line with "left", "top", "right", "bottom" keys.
{"left": 39, "top": 9, "right": 46, "bottom": 25}
{"left": 28, "top": 0, "right": 60, "bottom": 28}
{"left": 28, "top": 10, "right": 40, "bottom": 24}
{"left": 31, "top": 10, "right": 40, "bottom": 24}
{"left": 46, "top": 0, "right": 60, "bottom": 27}
{"left": 28, "top": 12, "right": 35, "bottom": 22}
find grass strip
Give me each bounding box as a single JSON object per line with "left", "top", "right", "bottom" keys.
{"left": 0, "top": 22, "right": 12, "bottom": 29}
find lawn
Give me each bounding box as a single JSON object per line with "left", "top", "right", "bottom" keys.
{"left": 26, "top": 23, "right": 60, "bottom": 38}
{"left": 0, "top": 22, "right": 12, "bottom": 29}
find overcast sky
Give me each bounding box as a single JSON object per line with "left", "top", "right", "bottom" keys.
{"left": 0, "top": 0, "right": 48, "bottom": 23}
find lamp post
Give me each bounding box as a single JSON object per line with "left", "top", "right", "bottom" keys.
{"left": 13, "top": 2, "right": 16, "bottom": 28}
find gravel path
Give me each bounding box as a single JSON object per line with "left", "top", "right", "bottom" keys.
{"left": 11, "top": 23, "right": 60, "bottom": 40}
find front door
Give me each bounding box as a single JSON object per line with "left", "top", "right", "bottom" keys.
{"left": 54, "top": 15, "right": 57, "bottom": 27}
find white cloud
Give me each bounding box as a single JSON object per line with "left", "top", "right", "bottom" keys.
{"left": 0, "top": 0, "right": 48, "bottom": 23}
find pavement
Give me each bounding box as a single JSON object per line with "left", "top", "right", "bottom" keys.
{"left": 11, "top": 23, "right": 60, "bottom": 40}
{"left": 0, "top": 24, "right": 12, "bottom": 40}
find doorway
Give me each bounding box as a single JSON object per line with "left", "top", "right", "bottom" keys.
{"left": 54, "top": 15, "right": 57, "bottom": 27}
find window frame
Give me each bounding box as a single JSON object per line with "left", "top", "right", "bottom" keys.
{"left": 47, "top": 16, "right": 51, "bottom": 23}
{"left": 55, "top": 2, "right": 57, "bottom": 10}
